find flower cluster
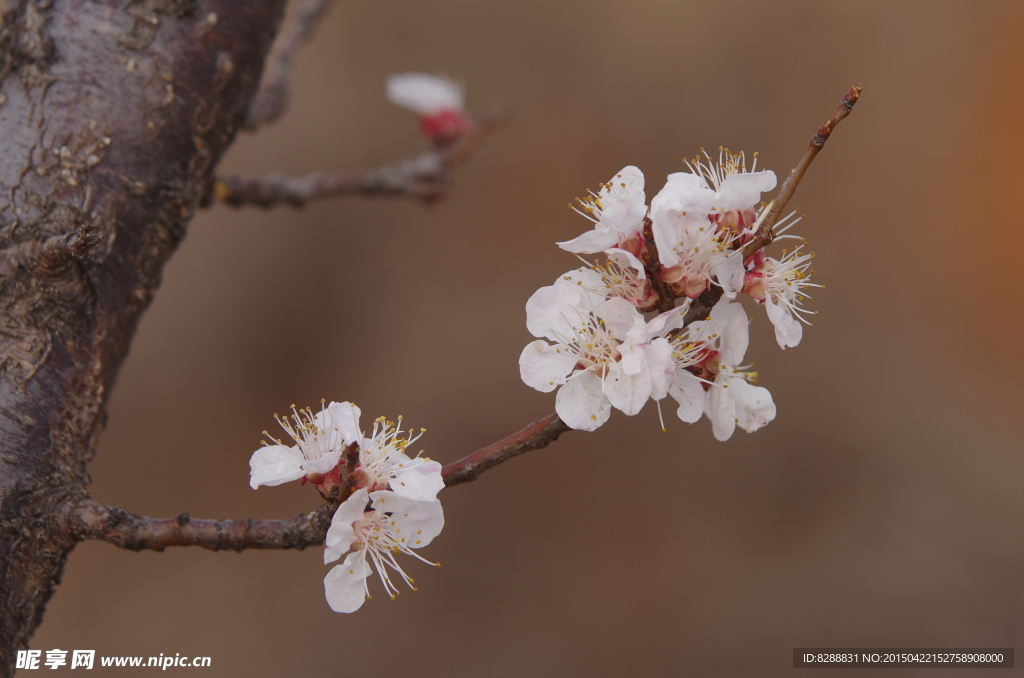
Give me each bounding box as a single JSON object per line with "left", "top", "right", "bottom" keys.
{"left": 520, "top": 149, "right": 820, "bottom": 439}
{"left": 249, "top": 402, "right": 444, "bottom": 612}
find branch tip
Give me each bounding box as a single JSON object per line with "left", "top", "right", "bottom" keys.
{"left": 741, "top": 83, "right": 863, "bottom": 259}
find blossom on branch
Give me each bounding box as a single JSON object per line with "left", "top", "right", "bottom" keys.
{"left": 248, "top": 401, "right": 443, "bottom": 502}
{"left": 387, "top": 72, "right": 472, "bottom": 143}
{"left": 520, "top": 147, "right": 818, "bottom": 438}
{"left": 657, "top": 299, "right": 776, "bottom": 440}
{"left": 558, "top": 166, "right": 648, "bottom": 255}
{"left": 327, "top": 401, "right": 444, "bottom": 502}
{"left": 323, "top": 488, "right": 444, "bottom": 613}
{"left": 248, "top": 404, "right": 342, "bottom": 489}
{"left": 650, "top": 149, "right": 776, "bottom": 297}
{"left": 742, "top": 242, "right": 819, "bottom": 349}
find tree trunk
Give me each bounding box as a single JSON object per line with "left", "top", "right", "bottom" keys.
{"left": 0, "top": 1, "right": 286, "bottom": 672}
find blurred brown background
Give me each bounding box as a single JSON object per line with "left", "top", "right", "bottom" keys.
{"left": 27, "top": 0, "right": 1024, "bottom": 676}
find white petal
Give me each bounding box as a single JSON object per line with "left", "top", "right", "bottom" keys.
{"left": 301, "top": 449, "right": 342, "bottom": 475}
{"left": 650, "top": 172, "right": 717, "bottom": 268}
{"left": 617, "top": 315, "right": 649, "bottom": 376}
{"left": 650, "top": 210, "right": 683, "bottom": 269}
{"left": 603, "top": 363, "right": 652, "bottom": 416}
{"left": 705, "top": 373, "right": 737, "bottom": 441}
{"left": 594, "top": 296, "right": 644, "bottom": 341}
{"left": 386, "top": 73, "right": 463, "bottom": 115}
{"left": 706, "top": 299, "right": 749, "bottom": 366}
{"left": 327, "top": 401, "right": 362, "bottom": 447}
{"left": 519, "top": 340, "right": 578, "bottom": 392}
{"left": 555, "top": 267, "right": 609, "bottom": 311}
{"left": 668, "top": 370, "right": 704, "bottom": 423}
{"left": 555, "top": 370, "right": 611, "bottom": 431}
{"left": 391, "top": 465, "right": 445, "bottom": 502}
{"left": 712, "top": 249, "right": 745, "bottom": 300}
{"left": 368, "top": 491, "right": 445, "bottom": 547}
{"left": 525, "top": 284, "right": 585, "bottom": 341}
{"left": 765, "top": 297, "right": 803, "bottom": 349}
{"left": 324, "top": 489, "right": 370, "bottom": 564}
{"left": 597, "top": 166, "right": 647, "bottom": 236}
{"left": 605, "top": 248, "right": 647, "bottom": 282}
{"left": 729, "top": 379, "right": 777, "bottom": 433}
{"left": 645, "top": 337, "right": 675, "bottom": 400}
{"left": 557, "top": 225, "right": 620, "bottom": 254}
{"left": 716, "top": 170, "right": 776, "bottom": 212}
{"left": 645, "top": 304, "right": 690, "bottom": 338}
{"left": 248, "top": 445, "right": 304, "bottom": 489}
{"left": 324, "top": 551, "right": 372, "bottom": 613}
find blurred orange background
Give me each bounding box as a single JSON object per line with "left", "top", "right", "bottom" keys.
{"left": 28, "top": 1, "right": 1024, "bottom": 676}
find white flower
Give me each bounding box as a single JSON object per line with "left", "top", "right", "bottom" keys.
{"left": 520, "top": 281, "right": 657, "bottom": 430}
{"left": 327, "top": 401, "right": 444, "bottom": 502}
{"left": 249, "top": 404, "right": 342, "bottom": 489}
{"left": 645, "top": 298, "right": 775, "bottom": 439}
{"left": 650, "top": 149, "right": 775, "bottom": 271}
{"left": 323, "top": 489, "right": 444, "bottom": 613}
{"left": 519, "top": 275, "right": 699, "bottom": 431}
{"left": 386, "top": 73, "right": 464, "bottom": 115}
{"left": 552, "top": 249, "right": 655, "bottom": 311}
{"left": 658, "top": 220, "right": 746, "bottom": 300}
{"left": 742, "top": 243, "right": 819, "bottom": 349}
{"left": 558, "top": 166, "right": 648, "bottom": 254}
{"left": 686, "top": 300, "right": 776, "bottom": 440}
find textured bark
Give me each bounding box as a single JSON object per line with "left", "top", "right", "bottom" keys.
{"left": 0, "top": 1, "right": 287, "bottom": 673}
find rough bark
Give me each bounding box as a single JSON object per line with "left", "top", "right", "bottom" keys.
{"left": 0, "top": 1, "right": 288, "bottom": 672}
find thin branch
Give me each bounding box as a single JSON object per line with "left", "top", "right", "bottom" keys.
{"left": 65, "top": 500, "right": 336, "bottom": 552}
{"left": 244, "top": 0, "right": 335, "bottom": 130}
{"left": 741, "top": 83, "right": 863, "bottom": 259}
{"left": 212, "top": 103, "right": 511, "bottom": 207}
{"left": 441, "top": 412, "right": 571, "bottom": 487}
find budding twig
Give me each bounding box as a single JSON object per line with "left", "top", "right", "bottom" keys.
{"left": 244, "top": 0, "right": 335, "bottom": 130}
{"left": 212, "top": 104, "right": 510, "bottom": 207}
{"left": 741, "top": 83, "right": 862, "bottom": 259}
{"left": 65, "top": 500, "right": 336, "bottom": 552}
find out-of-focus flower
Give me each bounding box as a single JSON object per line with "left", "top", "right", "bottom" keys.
{"left": 323, "top": 489, "right": 444, "bottom": 613}
{"left": 386, "top": 72, "right": 472, "bottom": 142}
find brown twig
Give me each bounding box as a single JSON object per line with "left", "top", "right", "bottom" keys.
{"left": 244, "top": 0, "right": 335, "bottom": 130}
{"left": 741, "top": 84, "right": 862, "bottom": 259}
{"left": 65, "top": 500, "right": 337, "bottom": 552}
{"left": 441, "top": 412, "right": 571, "bottom": 487}
{"left": 213, "top": 104, "right": 511, "bottom": 207}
